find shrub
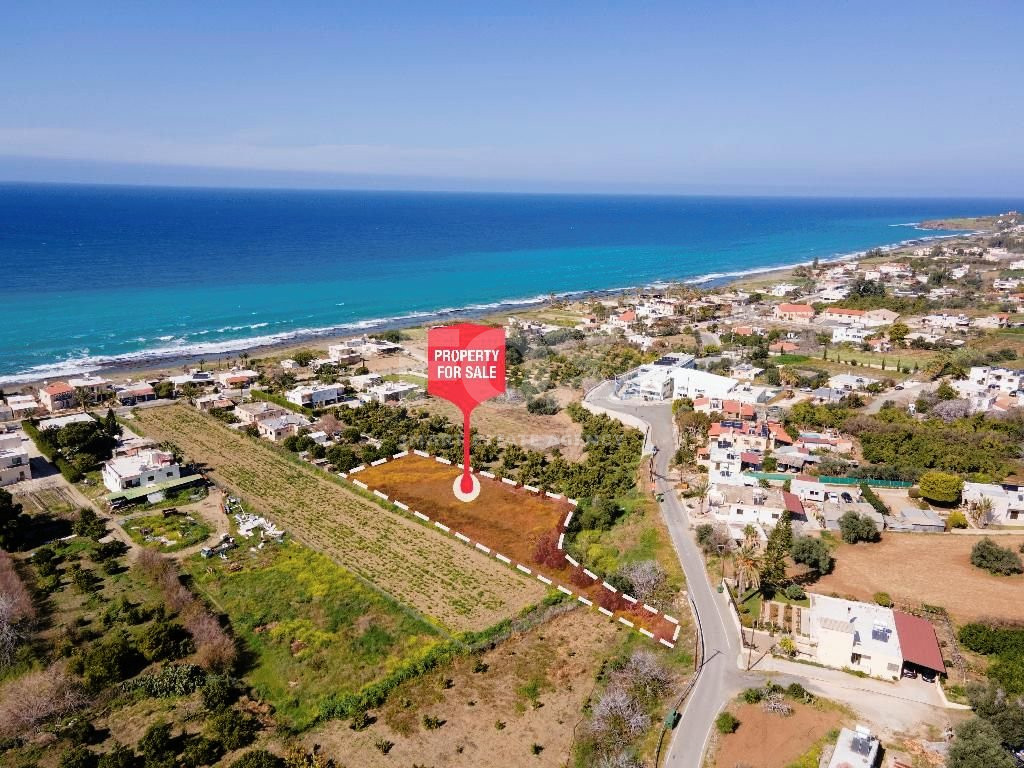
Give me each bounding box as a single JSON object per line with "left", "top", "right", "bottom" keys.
{"left": 206, "top": 709, "right": 259, "bottom": 751}
{"left": 180, "top": 737, "right": 222, "bottom": 768}
{"left": 137, "top": 722, "right": 175, "bottom": 768}
{"left": 908, "top": 487, "right": 921, "bottom": 499}
{"left": 970, "top": 538, "right": 1024, "bottom": 576}
{"left": 919, "top": 470, "right": 964, "bottom": 505}
{"left": 374, "top": 738, "right": 394, "bottom": 755}
{"left": 128, "top": 663, "right": 206, "bottom": 698}
{"left": 873, "top": 592, "right": 893, "bottom": 608}
{"left": 947, "top": 510, "right": 968, "bottom": 529}
{"left": 715, "top": 711, "right": 740, "bottom": 733}
{"left": 838, "top": 511, "right": 880, "bottom": 544}
{"left": 229, "top": 751, "right": 283, "bottom": 768}
{"left": 784, "top": 584, "right": 805, "bottom": 601}
{"left": 526, "top": 395, "right": 560, "bottom": 415}
{"left": 59, "top": 747, "right": 98, "bottom": 768}
{"left": 742, "top": 687, "right": 764, "bottom": 704}
{"left": 790, "top": 536, "right": 834, "bottom": 574}
{"left": 777, "top": 636, "right": 797, "bottom": 657}
{"left": 137, "top": 620, "right": 193, "bottom": 662}
{"left": 97, "top": 744, "right": 136, "bottom": 768}
{"left": 785, "top": 682, "right": 809, "bottom": 700}
{"left": 197, "top": 673, "right": 236, "bottom": 711}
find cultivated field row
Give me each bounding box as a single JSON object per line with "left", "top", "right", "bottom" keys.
{"left": 132, "top": 405, "right": 544, "bottom": 632}
{"left": 351, "top": 452, "right": 681, "bottom": 646}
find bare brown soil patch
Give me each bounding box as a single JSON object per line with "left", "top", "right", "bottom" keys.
{"left": 812, "top": 533, "right": 1024, "bottom": 624}
{"left": 713, "top": 701, "right": 843, "bottom": 768}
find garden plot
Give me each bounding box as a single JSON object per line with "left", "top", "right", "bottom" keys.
{"left": 133, "top": 405, "right": 543, "bottom": 632}
{"left": 353, "top": 453, "right": 681, "bottom": 646}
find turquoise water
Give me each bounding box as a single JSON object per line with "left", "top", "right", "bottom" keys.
{"left": 1, "top": 183, "right": 1019, "bottom": 382}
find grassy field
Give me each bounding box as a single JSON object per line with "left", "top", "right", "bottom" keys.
{"left": 131, "top": 404, "right": 544, "bottom": 632}
{"left": 303, "top": 609, "right": 640, "bottom": 767}
{"left": 812, "top": 533, "right": 1024, "bottom": 624}
{"left": 121, "top": 511, "right": 212, "bottom": 552}
{"left": 184, "top": 541, "right": 442, "bottom": 730}
{"left": 355, "top": 455, "right": 680, "bottom": 642}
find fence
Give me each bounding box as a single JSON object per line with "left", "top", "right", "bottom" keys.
{"left": 742, "top": 471, "right": 912, "bottom": 488}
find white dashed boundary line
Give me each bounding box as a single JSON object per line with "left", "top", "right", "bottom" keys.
{"left": 341, "top": 450, "right": 680, "bottom": 646}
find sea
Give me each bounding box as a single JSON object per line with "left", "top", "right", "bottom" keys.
{"left": 1, "top": 183, "right": 1021, "bottom": 384}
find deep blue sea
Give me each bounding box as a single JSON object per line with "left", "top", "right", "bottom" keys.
{"left": 1, "top": 183, "right": 1021, "bottom": 383}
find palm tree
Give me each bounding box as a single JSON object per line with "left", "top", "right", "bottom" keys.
{"left": 742, "top": 524, "right": 758, "bottom": 547}
{"left": 692, "top": 477, "right": 710, "bottom": 514}
{"left": 969, "top": 497, "right": 993, "bottom": 528}
{"left": 734, "top": 543, "right": 762, "bottom": 597}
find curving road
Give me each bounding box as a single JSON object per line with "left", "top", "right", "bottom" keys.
{"left": 586, "top": 381, "right": 749, "bottom": 768}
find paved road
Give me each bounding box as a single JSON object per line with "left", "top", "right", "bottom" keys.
{"left": 586, "top": 382, "right": 750, "bottom": 768}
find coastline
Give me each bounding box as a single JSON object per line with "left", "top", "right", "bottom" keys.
{"left": 0, "top": 228, "right": 977, "bottom": 389}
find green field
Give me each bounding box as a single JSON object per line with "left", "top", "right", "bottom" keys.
{"left": 185, "top": 541, "right": 442, "bottom": 730}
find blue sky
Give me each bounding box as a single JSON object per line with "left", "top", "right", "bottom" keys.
{"left": 1, "top": 1, "right": 1022, "bottom": 195}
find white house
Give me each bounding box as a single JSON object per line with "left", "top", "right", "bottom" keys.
{"left": 796, "top": 594, "right": 945, "bottom": 681}
{"left": 831, "top": 326, "right": 871, "bottom": 345}
{"left": 0, "top": 433, "right": 31, "bottom": 487}
{"left": 102, "top": 448, "right": 180, "bottom": 493}
{"left": 235, "top": 401, "right": 287, "bottom": 425}
{"left": 769, "top": 282, "right": 801, "bottom": 297}
{"left": 4, "top": 395, "right": 40, "bottom": 419}
{"left": 256, "top": 413, "right": 311, "bottom": 442}
{"left": 366, "top": 381, "right": 419, "bottom": 403}
{"left": 285, "top": 383, "right": 346, "bottom": 409}
{"left": 707, "top": 485, "right": 788, "bottom": 530}
{"left": 327, "top": 343, "right": 364, "bottom": 366}
{"left": 962, "top": 482, "right": 1024, "bottom": 526}
{"left": 67, "top": 375, "right": 114, "bottom": 403}
{"left": 958, "top": 366, "right": 1024, "bottom": 396}
{"left": 802, "top": 595, "right": 903, "bottom": 679}
{"left": 828, "top": 373, "right": 879, "bottom": 391}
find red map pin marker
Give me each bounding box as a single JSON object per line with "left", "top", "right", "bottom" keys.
{"left": 428, "top": 323, "right": 506, "bottom": 501}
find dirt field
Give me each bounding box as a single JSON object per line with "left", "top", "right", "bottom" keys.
{"left": 302, "top": 609, "right": 619, "bottom": 768}
{"left": 131, "top": 405, "right": 543, "bottom": 632}
{"left": 355, "top": 454, "right": 680, "bottom": 643}
{"left": 416, "top": 397, "right": 586, "bottom": 459}
{"left": 712, "top": 701, "right": 844, "bottom": 768}
{"left": 813, "top": 533, "right": 1024, "bottom": 624}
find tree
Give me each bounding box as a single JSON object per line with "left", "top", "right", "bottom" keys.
{"left": 919, "top": 470, "right": 963, "bottom": 505}
{"left": 947, "top": 718, "right": 1015, "bottom": 768}
{"left": 733, "top": 544, "right": 762, "bottom": 596}
{"left": 0, "top": 488, "right": 27, "bottom": 551}
{"left": 838, "top": 511, "right": 880, "bottom": 544}
{"left": 715, "top": 712, "right": 739, "bottom": 733}
{"left": 760, "top": 511, "right": 792, "bottom": 593}
{"left": 293, "top": 350, "right": 316, "bottom": 367}
{"left": 617, "top": 560, "right": 666, "bottom": 602}
{"left": 971, "top": 538, "right": 1024, "bottom": 576}
{"left": 790, "top": 536, "right": 834, "bottom": 574}
{"left": 888, "top": 322, "right": 909, "bottom": 345}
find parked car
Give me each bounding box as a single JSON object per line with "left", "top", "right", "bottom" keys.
{"left": 901, "top": 667, "right": 917, "bottom": 679}
{"left": 921, "top": 669, "right": 937, "bottom": 683}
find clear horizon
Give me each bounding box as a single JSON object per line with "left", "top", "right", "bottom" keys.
{"left": 2, "top": 1, "right": 1023, "bottom": 196}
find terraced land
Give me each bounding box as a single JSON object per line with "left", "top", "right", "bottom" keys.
{"left": 133, "top": 405, "right": 543, "bottom": 632}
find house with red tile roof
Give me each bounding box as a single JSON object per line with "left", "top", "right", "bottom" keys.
{"left": 39, "top": 382, "right": 76, "bottom": 413}
{"left": 773, "top": 303, "right": 815, "bottom": 323}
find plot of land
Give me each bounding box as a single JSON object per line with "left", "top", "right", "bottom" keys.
{"left": 355, "top": 454, "right": 680, "bottom": 643}
{"left": 185, "top": 541, "right": 442, "bottom": 730}
{"left": 303, "top": 608, "right": 619, "bottom": 767}
{"left": 121, "top": 511, "right": 212, "bottom": 552}
{"left": 713, "top": 701, "right": 844, "bottom": 768}
{"left": 416, "top": 398, "right": 585, "bottom": 459}
{"left": 812, "top": 533, "right": 1024, "bottom": 624}
{"left": 132, "top": 405, "right": 543, "bottom": 632}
